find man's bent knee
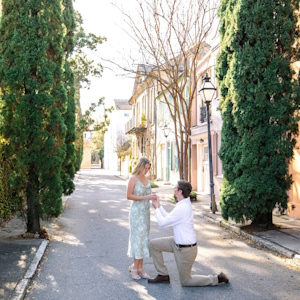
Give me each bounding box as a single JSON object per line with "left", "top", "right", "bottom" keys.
{"left": 148, "top": 239, "right": 154, "bottom": 248}
{"left": 148, "top": 238, "right": 161, "bottom": 249}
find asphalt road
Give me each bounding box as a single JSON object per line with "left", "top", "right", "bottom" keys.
{"left": 25, "top": 169, "right": 300, "bottom": 300}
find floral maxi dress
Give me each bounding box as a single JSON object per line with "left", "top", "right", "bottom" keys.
{"left": 127, "top": 179, "right": 151, "bottom": 259}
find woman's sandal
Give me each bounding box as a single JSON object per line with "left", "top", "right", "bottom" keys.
{"left": 138, "top": 269, "right": 151, "bottom": 279}
{"left": 128, "top": 264, "right": 141, "bottom": 280}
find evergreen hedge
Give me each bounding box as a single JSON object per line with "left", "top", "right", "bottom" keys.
{"left": 0, "top": 149, "right": 16, "bottom": 220}
{"left": 216, "top": 0, "right": 300, "bottom": 225}
{"left": 0, "top": 0, "right": 76, "bottom": 232}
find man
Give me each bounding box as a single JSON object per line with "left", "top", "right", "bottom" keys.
{"left": 148, "top": 180, "right": 229, "bottom": 286}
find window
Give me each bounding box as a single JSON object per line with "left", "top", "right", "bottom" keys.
{"left": 142, "top": 95, "right": 146, "bottom": 114}
{"left": 158, "top": 100, "right": 165, "bottom": 127}
{"left": 185, "top": 77, "right": 190, "bottom": 103}
{"left": 171, "top": 141, "right": 178, "bottom": 171}
{"left": 149, "top": 88, "right": 154, "bottom": 123}
{"left": 203, "top": 146, "right": 208, "bottom": 161}
{"left": 141, "top": 137, "right": 145, "bottom": 154}
{"left": 136, "top": 103, "right": 140, "bottom": 125}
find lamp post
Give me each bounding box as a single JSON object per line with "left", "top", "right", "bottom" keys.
{"left": 162, "top": 123, "right": 170, "bottom": 182}
{"left": 199, "top": 73, "right": 217, "bottom": 213}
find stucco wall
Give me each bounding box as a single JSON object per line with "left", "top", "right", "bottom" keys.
{"left": 81, "top": 137, "right": 92, "bottom": 169}
{"left": 288, "top": 131, "right": 300, "bottom": 218}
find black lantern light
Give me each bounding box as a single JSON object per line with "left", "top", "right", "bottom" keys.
{"left": 163, "top": 123, "right": 171, "bottom": 138}
{"left": 199, "top": 73, "right": 217, "bottom": 213}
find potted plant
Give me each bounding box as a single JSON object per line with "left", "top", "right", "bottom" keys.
{"left": 151, "top": 181, "right": 158, "bottom": 188}
{"left": 140, "top": 113, "right": 146, "bottom": 127}
{"left": 189, "top": 191, "right": 197, "bottom": 201}
{"left": 172, "top": 195, "right": 178, "bottom": 203}
{"left": 172, "top": 191, "right": 197, "bottom": 202}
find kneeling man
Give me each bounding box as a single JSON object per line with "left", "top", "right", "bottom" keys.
{"left": 148, "top": 180, "right": 229, "bottom": 286}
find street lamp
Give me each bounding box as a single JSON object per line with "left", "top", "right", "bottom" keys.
{"left": 162, "top": 123, "right": 170, "bottom": 182}
{"left": 163, "top": 123, "right": 171, "bottom": 138}
{"left": 199, "top": 73, "right": 217, "bottom": 213}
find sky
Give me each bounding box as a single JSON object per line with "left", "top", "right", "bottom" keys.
{"left": 73, "top": 0, "right": 137, "bottom": 113}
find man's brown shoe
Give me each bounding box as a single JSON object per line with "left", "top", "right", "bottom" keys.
{"left": 218, "top": 272, "right": 229, "bottom": 284}
{"left": 148, "top": 274, "right": 170, "bottom": 284}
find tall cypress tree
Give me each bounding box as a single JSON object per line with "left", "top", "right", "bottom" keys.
{"left": 0, "top": 0, "right": 68, "bottom": 233}
{"left": 216, "top": 0, "right": 300, "bottom": 226}
{"left": 61, "top": 0, "right": 76, "bottom": 195}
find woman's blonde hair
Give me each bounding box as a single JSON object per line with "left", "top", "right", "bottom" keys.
{"left": 132, "top": 157, "right": 151, "bottom": 175}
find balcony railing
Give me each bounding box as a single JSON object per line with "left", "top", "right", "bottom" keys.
{"left": 125, "top": 116, "right": 147, "bottom": 135}
{"left": 125, "top": 116, "right": 135, "bottom": 133}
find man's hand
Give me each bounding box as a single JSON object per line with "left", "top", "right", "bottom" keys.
{"left": 152, "top": 197, "right": 161, "bottom": 209}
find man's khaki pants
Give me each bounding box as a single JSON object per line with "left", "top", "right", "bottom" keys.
{"left": 149, "top": 236, "right": 218, "bottom": 286}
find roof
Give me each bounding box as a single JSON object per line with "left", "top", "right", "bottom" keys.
{"left": 131, "top": 64, "right": 157, "bottom": 98}
{"left": 114, "top": 99, "right": 132, "bottom": 110}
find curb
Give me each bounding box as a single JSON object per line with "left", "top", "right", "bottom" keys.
{"left": 114, "top": 175, "right": 128, "bottom": 181}
{"left": 199, "top": 213, "right": 299, "bottom": 261}
{"left": 11, "top": 240, "right": 49, "bottom": 300}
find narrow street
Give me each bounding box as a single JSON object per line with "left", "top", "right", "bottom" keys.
{"left": 25, "top": 170, "right": 300, "bottom": 300}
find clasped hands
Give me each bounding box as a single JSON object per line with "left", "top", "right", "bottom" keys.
{"left": 148, "top": 193, "right": 160, "bottom": 209}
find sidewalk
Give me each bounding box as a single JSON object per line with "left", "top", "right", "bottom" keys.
{"left": 0, "top": 219, "right": 48, "bottom": 300}
{"left": 0, "top": 191, "right": 72, "bottom": 299}
{"left": 1, "top": 174, "right": 299, "bottom": 299}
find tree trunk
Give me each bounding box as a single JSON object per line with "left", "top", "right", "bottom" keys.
{"left": 252, "top": 212, "right": 273, "bottom": 230}
{"left": 26, "top": 169, "right": 40, "bottom": 233}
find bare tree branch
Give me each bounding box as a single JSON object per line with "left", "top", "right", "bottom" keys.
{"left": 109, "top": 0, "right": 218, "bottom": 179}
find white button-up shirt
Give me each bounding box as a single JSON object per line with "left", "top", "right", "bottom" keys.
{"left": 154, "top": 197, "right": 197, "bottom": 245}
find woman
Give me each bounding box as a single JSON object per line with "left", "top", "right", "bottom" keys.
{"left": 127, "top": 157, "right": 157, "bottom": 280}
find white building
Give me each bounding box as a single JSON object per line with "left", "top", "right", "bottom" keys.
{"left": 104, "top": 99, "right": 132, "bottom": 176}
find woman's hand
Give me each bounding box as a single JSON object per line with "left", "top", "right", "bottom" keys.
{"left": 148, "top": 193, "right": 158, "bottom": 201}
{"left": 151, "top": 197, "right": 160, "bottom": 209}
